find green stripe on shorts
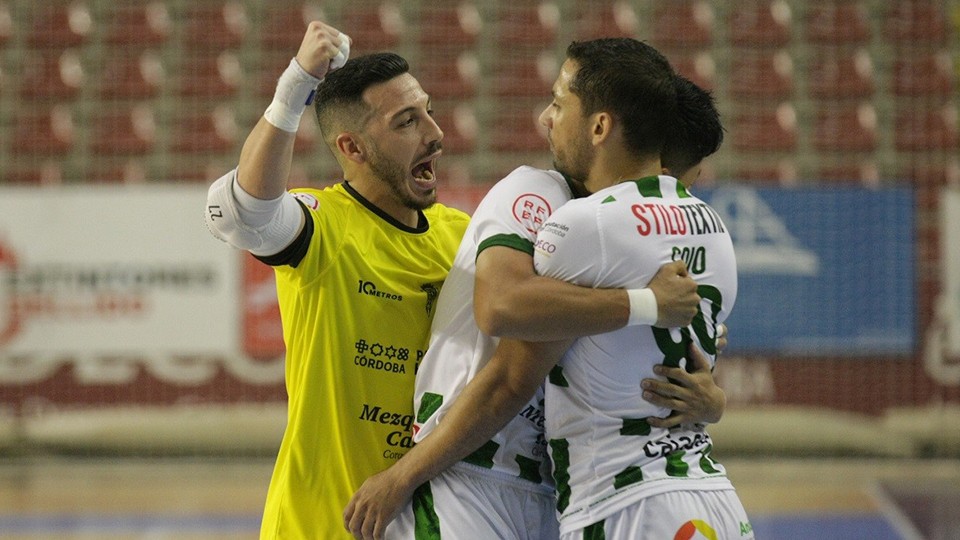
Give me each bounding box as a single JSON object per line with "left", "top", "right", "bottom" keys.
{"left": 584, "top": 520, "right": 606, "bottom": 540}
{"left": 412, "top": 482, "right": 441, "bottom": 539}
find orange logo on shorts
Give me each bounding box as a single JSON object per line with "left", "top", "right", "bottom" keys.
{"left": 674, "top": 519, "right": 718, "bottom": 540}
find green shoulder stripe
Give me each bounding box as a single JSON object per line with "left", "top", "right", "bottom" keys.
{"left": 633, "top": 176, "right": 662, "bottom": 198}
{"left": 477, "top": 233, "right": 534, "bottom": 258}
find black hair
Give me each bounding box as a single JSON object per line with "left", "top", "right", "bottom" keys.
{"left": 662, "top": 76, "right": 724, "bottom": 178}
{"left": 565, "top": 38, "right": 677, "bottom": 158}
{"left": 313, "top": 52, "right": 410, "bottom": 135}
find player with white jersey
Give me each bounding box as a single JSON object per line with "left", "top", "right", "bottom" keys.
{"left": 534, "top": 174, "right": 746, "bottom": 538}
{"left": 524, "top": 41, "right": 751, "bottom": 539}
{"left": 384, "top": 167, "right": 705, "bottom": 539}
{"left": 398, "top": 166, "right": 575, "bottom": 538}
{"left": 343, "top": 39, "right": 734, "bottom": 540}
{"left": 413, "top": 165, "right": 574, "bottom": 489}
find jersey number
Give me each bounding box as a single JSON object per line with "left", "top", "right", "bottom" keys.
{"left": 651, "top": 285, "right": 723, "bottom": 370}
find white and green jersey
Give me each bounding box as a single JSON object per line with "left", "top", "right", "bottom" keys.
{"left": 413, "top": 166, "right": 580, "bottom": 491}
{"left": 533, "top": 176, "right": 738, "bottom": 534}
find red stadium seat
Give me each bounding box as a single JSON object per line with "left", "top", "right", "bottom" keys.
{"left": 667, "top": 51, "right": 717, "bottom": 91}
{"left": 438, "top": 182, "right": 492, "bottom": 214}
{"left": 0, "top": 1, "right": 12, "bottom": 47}
{"left": 254, "top": 51, "right": 294, "bottom": 98}
{"left": 813, "top": 103, "right": 878, "bottom": 151}
{"left": 259, "top": 3, "right": 326, "bottom": 51}
{"left": 901, "top": 160, "right": 960, "bottom": 186}
{"left": 884, "top": 2, "right": 948, "bottom": 44}
{"left": 19, "top": 49, "right": 85, "bottom": 101}
{"left": 90, "top": 106, "right": 157, "bottom": 156}
{"left": 728, "top": 49, "right": 793, "bottom": 99}
{"left": 730, "top": 1, "right": 792, "bottom": 47}
{"left": 291, "top": 115, "right": 320, "bottom": 155}
{"left": 166, "top": 159, "right": 238, "bottom": 184}
{"left": 894, "top": 104, "right": 959, "bottom": 152}
{"left": 10, "top": 106, "right": 76, "bottom": 155}
{"left": 87, "top": 159, "right": 150, "bottom": 184}
{"left": 732, "top": 159, "right": 798, "bottom": 185}
{"left": 182, "top": 2, "right": 248, "bottom": 50}
{"left": 649, "top": 0, "right": 713, "bottom": 48}
{"left": 432, "top": 104, "right": 478, "bottom": 155}
{"left": 816, "top": 161, "right": 880, "bottom": 186}
{"left": 103, "top": 2, "right": 171, "bottom": 48}
{"left": 2, "top": 162, "right": 65, "bottom": 186}
{"left": 807, "top": 49, "right": 875, "bottom": 100}
{"left": 341, "top": 2, "right": 404, "bottom": 54}
{"left": 498, "top": 1, "right": 560, "bottom": 45}
{"left": 176, "top": 51, "right": 243, "bottom": 98}
{"left": 415, "top": 49, "right": 480, "bottom": 99}
{"left": 97, "top": 51, "right": 164, "bottom": 99}
{"left": 417, "top": 3, "right": 481, "bottom": 47}
{"left": 490, "top": 49, "right": 558, "bottom": 98}
{"left": 892, "top": 51, "right": 955, "bottom": 97}
{"left": 731, "top": 103, "right": 798, "bottom": 151}
{"left": 574, "top": 1, "right": 641, "bottom": 41}
{"left": 490, "top": 102, "right": 550, "bottom": 152}
{"left": 169, "top": 106, "right": 240, "bottom": 154}
{"left": 490, "top": 102, "right": 549, "bottom": 152}
{"left": 804, "top": 2, "right": 871, "bottom": 45}
{"left": 27, "top": 2, "right": 93, "bottom": 49}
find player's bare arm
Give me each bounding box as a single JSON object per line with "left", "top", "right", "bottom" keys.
{"left": 205, "top": 22, "right": 350, "bottom": 257}
{"left": 474, "top": 248, "right": 699, "bottom": 341}
{"left": 237, "top": 21, "right": 349, "bottom": 200}
{"left": 343, "top": 338, "right": 571, "bottom": 540}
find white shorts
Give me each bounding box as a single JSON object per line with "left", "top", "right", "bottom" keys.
{"left": 386, "top": 462, "right": 559, "bottom": 540}
{"left": 560, "top": 489, "right": 754, "bottom": 540}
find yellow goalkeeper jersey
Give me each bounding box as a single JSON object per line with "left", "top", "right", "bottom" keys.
{"left": 258, "top": 182, "right": 469, "bottom": 539}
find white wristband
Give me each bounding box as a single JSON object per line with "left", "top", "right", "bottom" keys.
{"left": 263, "top": 58, "right": 323, "bottom": 133}
{"left": 626, "top": 288, "right": 658, "bottom": 326}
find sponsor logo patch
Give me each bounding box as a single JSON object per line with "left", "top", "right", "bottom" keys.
{"left": 511, "top": 193, "right": 552, "bottom": 234}
{"left": 292, "top": 192, "right": 319, "bottom": 210}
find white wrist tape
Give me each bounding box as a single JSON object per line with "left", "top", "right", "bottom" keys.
{"left": 262, "top": 35, "right": 350, "bottom": 133}
{"left": 263, "top": 58, "right": 324, "bottom": 133}
{"left": 626, "top": 288, "right": 658, "bottom": 326}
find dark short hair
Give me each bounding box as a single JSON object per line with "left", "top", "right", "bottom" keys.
{"left": 313, "top": 52, "right": 410, "bottom": 135}
{"left": 662, "top": 76, "right": 724, "bottom": 178}
{"left": 565, "top": 38, "right": 677, "bottom": 158}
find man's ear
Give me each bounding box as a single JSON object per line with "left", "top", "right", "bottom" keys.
{"left": 591, "top": 112, "right": 614, "bottom": 146}
{"left": 336, "top": 133, "right": 365, "bottom": 164}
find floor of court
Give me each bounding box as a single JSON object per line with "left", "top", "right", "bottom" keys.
{"left": 0, "top": 457, "right": 957, "bottom": 539}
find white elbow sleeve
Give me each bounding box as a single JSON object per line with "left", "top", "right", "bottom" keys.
{"left": 204, "top": 170, "right": 303, "bottom": 256}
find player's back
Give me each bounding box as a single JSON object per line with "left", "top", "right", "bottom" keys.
{"left": 533, "top": 175, "right": 737, "bottom": 532}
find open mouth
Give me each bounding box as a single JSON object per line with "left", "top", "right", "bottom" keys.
{"left": 411, "top": 160, "right": 435, "bottom": 182}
